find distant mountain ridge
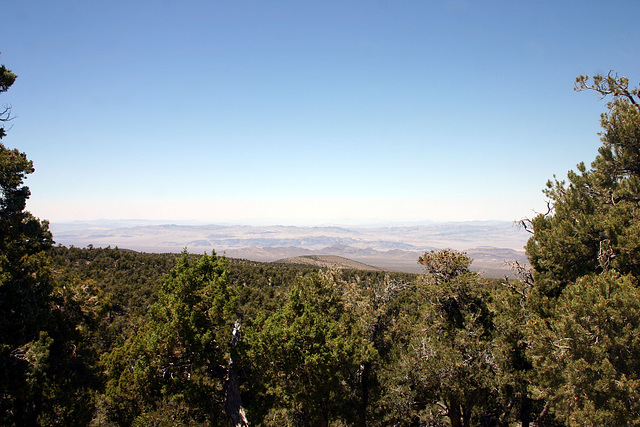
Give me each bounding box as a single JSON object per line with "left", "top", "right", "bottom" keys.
{"left": 49, "top": 220, "right": 529, "bottom": 276}
{"left": 51, "top": 220, "right": 527, "bottom": 251}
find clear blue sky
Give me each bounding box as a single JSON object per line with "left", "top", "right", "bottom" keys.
{"left": 2, "top": 0, "right": 639, "bottom": 225}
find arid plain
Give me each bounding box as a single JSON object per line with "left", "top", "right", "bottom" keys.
{"left": 51, "top": 220, "right": 529, "bottom": 277}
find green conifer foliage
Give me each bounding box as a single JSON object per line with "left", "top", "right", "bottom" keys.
{"left": 529, "top": 271, "right": 640, "bottom": 425}
{"left": 382, "top": 253, "right": 499, "bottom": 427}
{"left": 102, "top": 252, "right": 234, "bottom": 425}
{"left": 243, "top": 270, "right": 375, "bottom": 426}
{"left": 0, "top": 63, "right": 17, "bottom": 140}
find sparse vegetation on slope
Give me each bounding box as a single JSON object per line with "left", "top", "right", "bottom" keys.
{"left": 276, "top": 255, "right": 384, "bottom": 271}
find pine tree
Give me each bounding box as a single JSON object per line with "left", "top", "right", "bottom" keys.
{"left": 0, "top": 59, "right": 72, "bottom": 425}
{"left": 381, "top": 251, "right": 499, "bottom": 427}
{"left": 243, "top": 269, "right": 374, "bottom": 426}
{"left": 101, "top": 252, "right": 235, "bottom": 425}
{"left": 525, "top": 73, "right": 640, "bottom": 424}
{"left": 526, "top": 73, "right": 640, "bottom": 304}
{"left": 528, "top": 271, "right": 640, "bottom": 426}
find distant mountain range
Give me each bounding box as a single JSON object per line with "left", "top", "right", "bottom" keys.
{"left": 49, "top": 220, "right": 530, "bottom": 277}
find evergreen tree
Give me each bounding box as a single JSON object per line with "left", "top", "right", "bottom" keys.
{"left": 525, "top": 73, "right": 640, "bottom": 424}
{"left": 243, "top": 269, "right": 375, "bottom": 426}
{"left": 0, "top": 59, "right": 83, "bottom": 425}
{"left": 101, "top": 252, "right": 235, "bottom": 425}
{"left": 490, "top": 278, "right": 542, "bottom": 427}
{"left": 381, "top": 251, "right": 499, "bottom": 427}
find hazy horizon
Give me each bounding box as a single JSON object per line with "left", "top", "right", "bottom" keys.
{"left": 29, "top": 200, "right": 543, "bottom": 225}
{"left": 47, "top": 216, "right": 525, "bottom": 229}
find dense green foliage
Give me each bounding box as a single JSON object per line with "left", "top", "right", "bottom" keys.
{"left": 244, "top": 270, "right": 374, "bottom": 425}
{"left": 4, "top": 58, "right": 640, "bottom": 425}
{"left": 101, "top": 252, "right": 234, "bottom": 425}
{"left": 529, "top": 271, "right": 640, "bottom": 426}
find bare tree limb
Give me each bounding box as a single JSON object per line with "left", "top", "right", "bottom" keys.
{"left": 534, "top": 400, "right": 551, "bottom": 427}
{"left": 575, "top": 71, "right": 640, "bottom": 107}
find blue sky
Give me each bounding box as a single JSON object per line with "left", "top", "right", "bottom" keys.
{"left": 2, "top": 0, "right": 639, "bottom": 224}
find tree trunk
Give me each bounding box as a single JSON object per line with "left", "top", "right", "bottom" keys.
{"left": 447, "top": 398, "right": 463, "bottom": 427}
{"left": 462, "top": 403, "right": 472, "bottom": 427}
{"left": 359, "top": 361, "right": 371, "bottom": 426}
{"left": 225, "top": 320, "right": 249, "bottom": 427}
{"left": 520, "top": 396, "right": 533, "bottom": 427}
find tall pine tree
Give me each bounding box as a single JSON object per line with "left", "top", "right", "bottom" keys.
{"left": 0, "top": 58, "right": 64, "bottom": 425}
{"left": 0, "top": 57, "right": 97, "bottom": 426}
{"left": 525, "top": 73, "right": 640, "bottom": 424}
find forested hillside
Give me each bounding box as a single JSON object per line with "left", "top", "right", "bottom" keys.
{"left": 3, "top": 57, "right": 640, "bottom": 425}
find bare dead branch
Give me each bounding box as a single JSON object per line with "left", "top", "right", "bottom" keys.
{"left": 534, "top": 400, "right": 551, "bottom": 427}
{"left": 575, "top": 71, "right": 640, "bottom": 106}
{"left": 504, "top": 259, "right": 534, "bottom": 290}
{"left": 517, "top": 218, "right": 534, "bottom": 234}
{"left": 0, "top": 105, "right": 12, "bottom": 120}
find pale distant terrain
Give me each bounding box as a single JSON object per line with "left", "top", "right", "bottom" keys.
{"left": 50, "top": 220, "right": 530, "bottom": 277}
